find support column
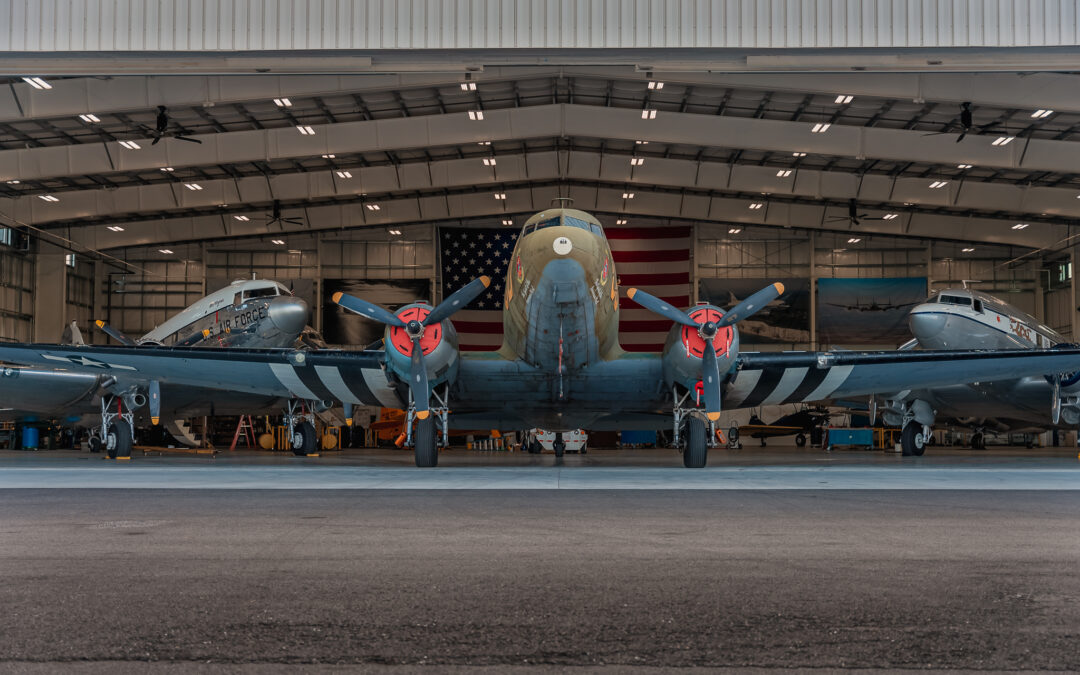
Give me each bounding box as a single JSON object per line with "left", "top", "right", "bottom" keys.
{"left": 1033, "top": 257, "right": 1044, "bottom": 323}
{"left": 1071, "top": 247, "right": 1079, "bottom": 341}
{"left": 32, "top": 242, "right": 68, "bottom": 342}
{"left": 808, "top": 231, "right": 817, "bottom": 350}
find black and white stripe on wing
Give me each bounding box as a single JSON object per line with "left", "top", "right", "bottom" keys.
{"left": 726, "top": 364, "right": 855, "bottom": 408}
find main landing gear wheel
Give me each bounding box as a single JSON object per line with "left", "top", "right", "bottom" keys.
{"left": 291, "top": 421, "right": 318, "bottom": 456}
{"left": 414, "top": 416, "right": 438, "bottom": 467}
{"left": 901, "top": 421, "right": 926, "bottom": 457}
{"left": 683, "top": 418, "right": 708, "bottom": 468}
{"left": 553, "top": 432, "right": 565, "bottom": 458}
{"left": 527, "top": 440, "right": 541, "bottom": 454}
{"left": 88, "top": 434, "right": 102, "bottom": 454}
{"left": 971, "top": 432, "right": 985, "bottom": 450}
{"left": 106, "top": 422, "right": 133, "bottom": 459}
{"left": 795, "top": 433, "right": 807, "bottom": 447}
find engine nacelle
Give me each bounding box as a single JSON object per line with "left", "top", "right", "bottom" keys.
{"left": 382, "top": 303, "right": 460, "bottom": 391}
{"left": 661, "top": 304, "right": 739, "bottom": 396}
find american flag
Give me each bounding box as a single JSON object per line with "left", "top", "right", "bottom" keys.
{"left": 438, "top": 224, "right": 691, "bottom": 353}
{"left": 439, "top": 227, "right": 518, "bottom": 351}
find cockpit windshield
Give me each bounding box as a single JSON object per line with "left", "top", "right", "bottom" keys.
{"left": 937, "top": 294, "right": 972, "bottom": 307}
{"left": 521, "top": 215, "right": 604, "bottom": 237}
{"left": 243, "top": 287, "right": 279, "bottom": 301}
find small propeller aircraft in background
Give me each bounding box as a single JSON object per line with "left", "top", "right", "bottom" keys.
{"left": 5, "top": 206, "right": 1080, "bottom": 467}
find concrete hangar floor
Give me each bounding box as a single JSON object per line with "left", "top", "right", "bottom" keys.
{"left": 1, "top": 445, "right": 1079, "bottom": 671}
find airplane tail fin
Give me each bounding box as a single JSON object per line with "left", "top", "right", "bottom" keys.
{"left": 61, "top": 321, "right": 86, "bottom": 346}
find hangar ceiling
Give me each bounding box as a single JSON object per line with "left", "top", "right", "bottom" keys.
{"left": 1, "top": 68, "right": 1079, "bottom": 255}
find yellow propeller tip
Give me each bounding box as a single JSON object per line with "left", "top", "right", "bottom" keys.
{"left": 415, "top": 410, "right": 430, "bottom": 420}
{"left": 626, "top": 288, "right": 637, "bottom": 299}
{"left": 773, "top": 282, "right": 785, "bottom": 295}
{"left": 480, "top": 276, "right": 491, "bottom": 288}
{"left": 95, "top": 320, "right": 105, "bottom": 328}
{"left": 151, "top": 417, "right": 160, "bottom": 425}
{"left": 706, "top": 412, "right": 721, "bottom": 421}
{"left": 345, "top": 419, "right": 353, "bottom": 427}
{"left": 331, "top": 291, "right": 343, "bottom": 303}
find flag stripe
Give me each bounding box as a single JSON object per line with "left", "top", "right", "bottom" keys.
{"left": 605, "top": 226, "right": 692, "bottom": 239}
{"left": 613, "top": 249, "right": 689, "bottom": 263}
{"left": 618, "top": 272, "right": 691, "bottom": 285}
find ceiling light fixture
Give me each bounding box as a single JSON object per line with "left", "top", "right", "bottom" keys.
{"left": 929, "top": 180, "right": 949, "bottom": 189}
{"left": 273, "top": 98, "right": 292, "bottom": 107}
{"left": 847, "top": 237, "right": 862, "bottom": 243}
{"left": 482, "top": 158, "right": 496, "bottom": 166}
{"left": 78, "top": 113, "right": 100, "bottom": 123}
{"left": 271, "top": 239, "right": 285, "bottom": 245}
{"left": 296, "top": 125, "right": 315, "bottom": 135}
{"left": 159, "top": 249, "right": 173, "bottom": 254}
{"left": 160, "top": 167, "right": 174, "bottom": 172}
{"left": 636, "top": 140, "right": 649, "bottom": 145}
{"left": 647, "top": 81, "right": 664, "bottom": 90}
{"left": 335, "top": 170, "right": 352, "bottom": 178}
{"left": 321, "top": 154, "right": 336, "bottom": 159}
{"left": 6, "top": 180, "right": 20, "bottom": 184}
{"left": 119, "top": 140, "right": 141, "bottom": 150}
{"left": 728, "top": 227, "right": 742, "bottom": 234}
{"left": 502, "top": 219, "right": 513, "bottom": 226}
{"left": 1032, "top": 109, "right": 1053, "bottom": 119}
{"left": 991, "top": 136, "right": 1015, "bottom": 146}
{"left": 957, "top": 164, "right": 973, "bottom": 169}
{"left": 107, "top": 226, "right": 125, "bottom": 232}
{"left": 748, "top": 202, "right": 763, "bottom": 210}
{"left": 811, "top": 122, "right": 831, "bottom": 133}
{"left": 365, "top": 203, "right": 381, "bottom": 211}
{"left": 460, "top": 82, "right": 477, "bottom": 91}
{"left": 622, "top": 193, "right": 635, "bottom": 199}
{"left": 834, "top": 94, "right": 853, "bottom": 104}
{"left": 494, "top": 193, "right": 507, "bottom": 200}
{"left": 776, "top": 169, "right": 792, "bottom": 177}
{"left": 478, "top": 141, "right": 491, "bottom": 145}
{"left": 184, "top": 183, "right": 203, "bottom": 191}
{"left": 388, "top": 229, "right": 402, "bottom": 235}
{"left": 792, "top": 152, "right": 807, "bottom": 157}
{"left": 962, "top": 247, "right": 975, "bottom": 252}
{"left": 882, "top": 213, "right": 899, "bottom": 220}
{"left": 468, "top": 110, "right": 485, "bottom": 121}
{"left": 616, "top": 219, "right": 627, "bottom": 225}
{"left": 38, "top": 194, "right": 59, "bottom": 202}
{"left": 22, "top": 77, "right": 51, "bottom": 90}
{"left": 630, "top": 158, "right": 644, "bottom": 166}
{"left": 1012, "top": 223, "right": 1029, "bottom": 229}
{"left": 234, "top": 215, "right": 250, "bottom": 221}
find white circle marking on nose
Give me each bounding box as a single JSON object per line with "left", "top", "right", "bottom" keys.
{"left": 553, "top": 237, "right": 573, "bottom": 255}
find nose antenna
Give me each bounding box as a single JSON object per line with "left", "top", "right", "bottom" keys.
{"left": 550, "top": 197, "right": 574, "bottom": 208}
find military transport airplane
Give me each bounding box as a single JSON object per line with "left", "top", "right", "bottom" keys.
{"left": 0, "top": 278, "right": 310, "bottom": 457}
{"left": 876, "top": 287, "right": 1080, "bottom": 455}
{"left": 4, "top": 206, "right": 1080, "bottom": 467}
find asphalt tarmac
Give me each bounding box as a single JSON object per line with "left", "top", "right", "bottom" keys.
{"left": 1, "top": 447, "right": 1079, "bottom": 671}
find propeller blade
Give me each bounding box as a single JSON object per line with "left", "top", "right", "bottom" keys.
{"left": 717, "top": 283, "right": 785, "bottom": 328}
{"left": 148, "top": 380, "right": 161, "bottom": 425}
{"left": 409, "top": 337, "right": 431, "bottom": 419}
{"left": 625, "top": 288, "right": 698, "bottom": 327}
{"left": 343, "top": 402, "right": 354, "bottom": 427}
{"left": 701, "top": 340, "right": 722, "bottom": 421}
{"left": 1051, "top": 376, "right": 1062, "bottom": 425}
{"left": 332, "top": 292, "right": 406, "bottom": 327}
{"left": 94, "top": 319, "right": 137, "bottom": 346}
{"left": 423, "top": 276, "right": 491, "bottom": 326}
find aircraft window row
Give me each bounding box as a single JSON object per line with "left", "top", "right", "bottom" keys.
{"left": 564, "top": 216, "right": 604, "bottom": 236}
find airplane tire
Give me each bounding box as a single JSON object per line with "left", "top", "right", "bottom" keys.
{"left": 971, "top": 432, "right": 984, "bottom": 450}
{"left": 683, "top": 418, "right": 708, "bottom": 468}
{"left": 795, "top": 433, "right": 807, "bottom": 447}
{"left": 901, "top": 422, "right": 926, "bottom": 457}
{"left": 527, "top": 440, "right": 541, "bottom": 454}
{"left": 728, "top": 426, "right": 740, "bottom": 443}
{"left": 88, "top": 434, "right": 101, "bottom": 454}
{"left": 414, "top": 417, "right": 438, "bottom": 467}
{"left": 107, "top": 422, "right": 133, "bottom": 459}
{"left": 291, "top": 421, "right": 317, "bottom": 456}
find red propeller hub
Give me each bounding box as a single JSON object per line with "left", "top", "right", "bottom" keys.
{"left": 389, "top": 306, "right": 442, "bottom": 356}
{"left": 681, "top": 307, "right": 733, "bottom": 358}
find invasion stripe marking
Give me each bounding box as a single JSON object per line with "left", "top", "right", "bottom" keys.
{"left": 315, "top": 366, "right": 363, "bottom": 404}
{"left": 781, "top": 366, "right": 831, "bottom": 404}
{"left": 803, "top": 364, "right": 855, "bottom": 402}
{"left": 269, "top": 363, "right": 319, "bottom": 400}
{"left": 739, "top": 367, "right": 788, "bottom": 408}
{"left": 292, "top": 365, "right": 337, "bottom": 403}
{"left": 359, "top": 367, "right": 404, "bottom": 408}
{"left": 723, "top": 369, "right": 762, "bottom": 408}
{"left": 761, "top": 367, "right": 809, "bottom": 405}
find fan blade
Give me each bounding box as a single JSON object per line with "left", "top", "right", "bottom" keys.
{"left": 701, "top": 339, "right": 722, "bottom": 421}
{"left": 410, "top": 337, "right": 431, "bottom": 419}
{"left": 423, "top": 276, "right": 491, "bottom": 326}
{"left": 175, "top": 136, "right": 202, "bottom": 144}
{"left": 332, "top": 292, "right": 406, "bottom": 327}
{"left": 283, "top": 218, "right": 304, "bottom": 225}
{"left": 148, "top": 380, "right": 161, "bottom": 426}
{"left": 717, "top": 283, "right": 785, "bottom": 328}
{"left": 625, "top": 288, "right": 698, "bottom": 327}
{"left": 94, "top": 319, "right": 137, "bottom": 346}
{"left": 151, "top": 136, "right": 161, "bottom": 145}
{"left": 956, "top": 131, "right": 967, "bottom": 143}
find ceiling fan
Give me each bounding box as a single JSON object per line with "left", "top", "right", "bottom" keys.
{"left": 265, "top": 200, "right": 304, "bottom": 229}
{"left": 922, "top": 102, "right": 1001, "bottom": 143}
{"left": 826, "top": 199, "right": 888, "bottom": 226}
{"left": 138, "top": 106, "right": 202, "bottom": 145}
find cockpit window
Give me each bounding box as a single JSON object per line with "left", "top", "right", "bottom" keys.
{"left": 938, "top": 294, "right": 972, "bottom": 307}
{"left": 563, "top": 216, "right": 601, "bottom": 235}
{"left": 534, "top": 217, "right": 562, "bottom": 232}
{"left": 243, "top": 287, "right": 278, "bottom": 301}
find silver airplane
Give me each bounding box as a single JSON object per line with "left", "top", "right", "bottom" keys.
{"left": 0, "top": 278, "right": 310, "bottom": 456}
{"left": 878, "top": 287, "right": 1073, "bottom": 455}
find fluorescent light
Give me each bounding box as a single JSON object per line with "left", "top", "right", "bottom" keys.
{"left": 647, "top": 81, "right": 664, "bottom": 90}
{"left": 957, "top": 164, "right": 973, "bottom": 169}
{"left": 811, "top": 123, "right": 831, "bottom": 133}
{"left": 636, "top": 140, "right": 649, "bottom": 145}
{"left": 962, "top": 247, "right": 975, "bottom": 252}
{"left": 273, "top": 98, "right": 292, "bottom": 107}
{"left": 296, "top": 125, "right": 315, "bottom": 135}
{"left": 468, "top": 110, "right": 484, "bottom": 121}
{"left": 460, "top": 82, "right": 477, "bottom": 91}
{"left": 991, "top": 136, "right": 1015, "bottom": 146}
{"left": 748, "top": 202, "right": 763, "bottom": 210}
{"left": 482, "top": 158, "right": 496, "bottom": 166}
{"left": 478, "top": 141, "right": 491, "bottom": 145}
{"left": 929, "top": 180, "right": 949, "bottom": 189}
{"left": 79, "top": 114, "right": 100, "bottom": 123}
{"left": 494, "top": 193, "right": 507, "bottom": 200}
{"left": 271, "top": 239, "right": 285, "bottom": 245}
{"left": 776, "top": 169, "right": 792, "bottom": 177}
{"left": 1032, "top": 109, "right": 1053, "bottom": 119}
{"left": 616, "top": 219, "right": 627, "bottom": 225}
{"left": 834, "top": 94, "right": 853, "bottom": 104}
{"left": 233, "top": 215, "right": 250, "bottom": 221}
{"left": 106, "top": 226, "right": 125, "bottom": 232}
{"left": 728, "top": 227, "right": 742, "bottom": 234}
{"left": 502, "top": 219, "right": 513, "bottom": 226}
{"left": 159, "top": 249, "right": 173, "bottom": 254}
{"left": 622, "top": 193, "right": 635, "bottom": 199}
{"left": 184, "top": 183, "right": 202, "bottom": 190}
{"left": 630, "top": 158, "right": 644, "bottom": 166}
{"left": 833, "top": 248, "right": 847, "bottom": 253}
{"left": 641, "top": 109, "right": 657, "bottom": 119}
{"left": 65, "top": 254, "right": 76, "bottom": 268}
{"left": 847, "top": 237, "right": 862, "bottom": 243}
{"left": 119, "top": 140, "right": 141, "bottom": 150}
{"left": 38, "top": 194, "right": 59, "bottom": 202}
{"left": 1012, "top": 223, "right": 1029, "bottom": 229}
{"left": 365, "top": 203, "right": 381, "bottom": 211}
{"left": 883, "top": 213, "right": 899, "bottom": 220}
{"left": 387, "top": 229, "right": 402, "bottom": 235}
{"left": 792, "top": 152, "right": 807, "bottom": 157}
{"left": 22, "top": 77, "right": 51, "bottom": 90}
{"left": 335, "top": 170, "right": 352, "bottom": 178}
{"left": 6, "top": 180, "right": 20, "bottom": 184}
{"left": 160, "top": 167, "right": 174, "bottom": 172}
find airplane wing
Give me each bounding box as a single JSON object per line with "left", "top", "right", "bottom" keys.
{"left": 723, "top": 348, "right": 1080, "bottom": 409}
{"left": 0, "top": 344, "right": 403, "bottom": 409}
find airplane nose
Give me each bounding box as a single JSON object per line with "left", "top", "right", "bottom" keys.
{"left": 268, "top": 296, "right": 309, "bottom": 336}
{"left": 908, "top": 309, "right": 947, "bottom": 343}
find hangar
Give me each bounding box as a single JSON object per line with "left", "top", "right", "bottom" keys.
{"left": 2, "top": 1, "right": 1080, "bottom": 670}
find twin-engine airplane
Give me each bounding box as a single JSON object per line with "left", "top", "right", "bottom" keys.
{"left": 4, "top": 206, "right": 1080, "bottom": 467}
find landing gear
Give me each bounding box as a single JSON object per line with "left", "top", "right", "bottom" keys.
{"left": 728, "top": 426, "right": 741, "bottom": 449}
{"left": 901, "top": 421, "right": 927, "bottom": 457}
{"left": 527, "top": 439, "right": 541, "bottom": 454}
{"left": 795, "top": 433, "right": 807, "bottom": 447}
{"left": 683, "top": 417, "right": 708, "bottom": 468}
{"left": 553, "top": 432, "right": 565, "bottom": 458}
{"left": 290, "top": 420, "right": 317, "bottom": 456}
{"left": 105, "top": 421, "right": 133, "bottom": 459}
{"left": 970, "top": 431, "right": 985, "bottom": 450}
{"left": 96, "top": 392, "right": 136, "bottom": 459}
{"left": 414, "top": 416, "right": 438, "bottom": 467}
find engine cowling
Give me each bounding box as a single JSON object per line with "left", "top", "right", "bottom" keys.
{"left": 382, "top": 303, "right": 460, "bottom": 390}
{"left": 662, "top": 304, "right": 740, "bottom": 396}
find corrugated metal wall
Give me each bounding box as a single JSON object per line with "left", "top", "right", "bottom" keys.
{"left": 2, "top": 0, "right": 1078, "bottom": 51}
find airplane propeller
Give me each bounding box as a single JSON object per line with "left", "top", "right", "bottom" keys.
{"left": 333, "top": 276, "right": 491, "bottom": 419}
{"left": 626, "top": 282, "right": 785, "bottom": 420}
{"left": 94, "top": 320, "right": 136, "bottom": 346}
